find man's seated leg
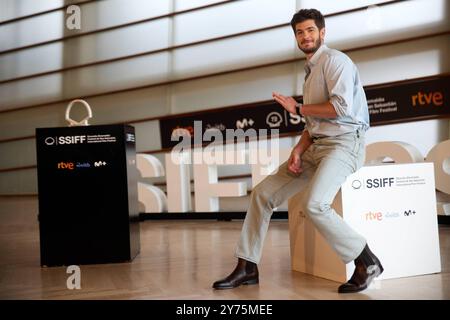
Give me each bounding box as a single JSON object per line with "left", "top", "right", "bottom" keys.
{"left": 213, "top": 154, "right": 316, "bottom": 290}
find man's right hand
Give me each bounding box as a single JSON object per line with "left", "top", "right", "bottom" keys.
{"left": 288, "top": 148, "right": 303, "bottom": 174}
{"left": 272, "top": 92, "right": 298, "bottom": 114}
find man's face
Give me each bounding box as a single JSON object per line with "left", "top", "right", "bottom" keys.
{"left": 295, "top": 19, "right": 325, "bottom": 54}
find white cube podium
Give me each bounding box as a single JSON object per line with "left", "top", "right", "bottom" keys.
{"left": 288, "top": 162, "right": 441, "bottom": 283}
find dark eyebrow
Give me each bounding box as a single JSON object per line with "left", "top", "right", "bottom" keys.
{"left": 296, "top": 27, "right": 315, "bottom": 33}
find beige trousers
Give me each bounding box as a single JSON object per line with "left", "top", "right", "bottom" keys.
{"left": 235, "top": 130, "right": 367, "bottom": 264}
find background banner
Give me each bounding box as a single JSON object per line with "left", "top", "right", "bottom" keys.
{"left": 159, "top": 75, "right": 449, "bottom": 149}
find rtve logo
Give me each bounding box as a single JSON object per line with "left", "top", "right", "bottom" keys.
{"left": 411, "top": 91, "right": 443, "bottom": 107}
{"left": 57, "top": 162, "right": 74, "bottom": 170}
{"left": 171, "top": 126, "right": 193, "bottom": 139}
{"left": 365, "top": 211, "right": 383, "bottom": 221}
{"left": 364, "top": 210, "right": 416, "bottom": 222}
{"left": 45, "top": 135, "right": 86, "bottom": 145}
{"left": 352, "top": 177, "right": 394, "bottom": 189}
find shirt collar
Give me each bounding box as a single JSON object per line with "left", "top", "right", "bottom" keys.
{"left": 305, "top": 44, "right": 327, "bottom": 70}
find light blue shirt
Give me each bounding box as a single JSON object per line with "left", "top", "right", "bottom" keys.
{"left": 303, "top": 44, "right": 370, "bottom": 137}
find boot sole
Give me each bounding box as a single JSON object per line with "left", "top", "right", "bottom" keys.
{"left": 243, "top": 278, "right": 259, "bottom": 285}
{"left": 213, "top": 278, "right": 259, "bottom": 290}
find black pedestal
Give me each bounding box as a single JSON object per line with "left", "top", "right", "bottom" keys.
{"left": 36, "top": 124, "right": 140, "bottom": 266}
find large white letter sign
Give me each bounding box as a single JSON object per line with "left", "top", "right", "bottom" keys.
{"left": 426, "top": 140, "right": 450, "bottom": 194}
{"left": 165, "top": 152, "right": 192, "bottom": 212}
{"left": 426, "top": 140, "right": 450, "bottom": 215}
{"left": 365, "top": 141, "right": 423, "bottom": 165}
{"left": 136, "top": 154, "right": 167, "bottom": 212}
{"left": 193, "top": 149, "right": 247, "bottom": 212}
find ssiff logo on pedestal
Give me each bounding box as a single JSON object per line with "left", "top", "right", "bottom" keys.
{"left": 351, "top": 177, "right": 394, "bottom": 190}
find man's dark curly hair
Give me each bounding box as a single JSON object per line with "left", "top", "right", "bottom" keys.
{"left": 290, "top": 9, "right": 325, "bottom": 33}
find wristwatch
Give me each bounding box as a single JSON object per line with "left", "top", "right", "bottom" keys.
{"left": 295, "top": 103, "right": 303, "bottom": 116}
{"left": 295, "top": 103, "right": 306, "bottom": 123}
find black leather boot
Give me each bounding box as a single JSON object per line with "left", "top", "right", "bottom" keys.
{"left": 338, "top": 244, "right": 384, "bottom": 293}
{"left": 212, "top": 258, "right": 259, "bottom": 290}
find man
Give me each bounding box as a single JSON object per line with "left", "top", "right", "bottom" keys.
{"left": 212, "top": 9, "right": 383, "bottom": 294}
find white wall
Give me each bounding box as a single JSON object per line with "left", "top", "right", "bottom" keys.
{"left": 0, "top": 0, "right": 448, "bottom": 212}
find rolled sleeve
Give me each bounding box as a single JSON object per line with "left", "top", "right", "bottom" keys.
{"left": 323, "top": 55, "right": 354, "bottom": 117}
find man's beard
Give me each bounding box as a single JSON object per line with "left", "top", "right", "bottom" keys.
{"left": 299, "top": 38, "right": 322, "bottom": 54}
